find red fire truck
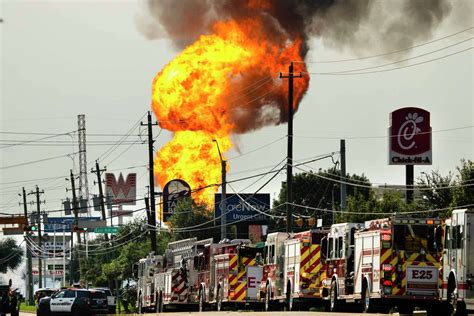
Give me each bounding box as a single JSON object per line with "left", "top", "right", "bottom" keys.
{"left": 284, "top": 229, "right": 329, "bottom": 310}
{"left": 321, "top": 222, "right": 361, "bottom": 312}
{"left": 442, "top": 208, "right": 473, "bottom": 315}
{"left": 259, "top": 229, "right": 329, "bottom": 311}
{"left": 153, "top": 237, "right": 213, "bottom": 312}
{"left": 323, "top": 218, "right": 446, "bottom": 315}
{"left": 211, "top": 241, "right": 264, "bottom": 310}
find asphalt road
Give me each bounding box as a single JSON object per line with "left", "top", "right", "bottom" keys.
{"left": 20, "top": 311, "right": 427, "bottom": 316}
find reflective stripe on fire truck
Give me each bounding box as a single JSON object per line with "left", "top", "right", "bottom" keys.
{"left": 228, "top": 254, "right": 239, "bottom": 299}
{"left": 230, "top": 256, "right": 256, "bottom": 302}
{"left": 171, "top": 270, "right": 188, "bottom": 302}
{"left": 381, "top": 249, "right": 441, "bottom": 296}
{"left": 300, "top": 243, "right": 325, "bottom": 297}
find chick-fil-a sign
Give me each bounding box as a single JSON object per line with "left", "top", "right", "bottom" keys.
{"left": 389, "top": 107, "right": 432, "bottom": 165}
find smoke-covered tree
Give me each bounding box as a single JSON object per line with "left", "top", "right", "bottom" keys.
{"left": 0, "top": 238, "right": 23, "bottom": 273}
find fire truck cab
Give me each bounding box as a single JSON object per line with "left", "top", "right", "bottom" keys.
{"left": 212, "top": 240, "right": 263, "bottom": 310}
{"left": 283, "top": 229, "right": 329, "bottom": 311}
{"left": 152, "top": 237, "right": 213, "bottom": 312}
{"left": 443, "top": 208, "right": 473, "bottom": 315}
{"left": 136, "top": 252, "right": 163, "bottom": 313}
{"left": 259, "top": 232, "right": 289, "bottom": 310}
{"left": 353, "top": 217, "right": 445, "bottom": 314}
{"left": 323, "top": 222, "right": 361, "bottom": 312}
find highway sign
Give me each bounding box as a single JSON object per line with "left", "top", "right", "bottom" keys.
{"left": 94, "top": 226, "right": 118, "bottom": 234}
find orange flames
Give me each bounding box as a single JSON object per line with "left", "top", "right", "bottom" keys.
{"left": 152, "top": 17, "right": 309, "bottom": 206}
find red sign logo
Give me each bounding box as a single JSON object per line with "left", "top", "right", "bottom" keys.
{"left": 105, "top": 173, "right": 137, "bottom": 205}
{"left": 389, "top": 107, "right": 432, "bottom": 165}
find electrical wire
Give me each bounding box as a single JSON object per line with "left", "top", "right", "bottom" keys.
{"left": 307, "top": 37, "right": 473, "bottom": 75}
{"left": 292, "top": 164, "right": 474, "bottom": 191}
{"left": 0, "top": 152, "right": 78, "bottom": 170}
{"left": 305, "top": 47, "right": 473, "bottom": 76}
{"left": 300, "top": 27, "right": 474, "bottom": 64}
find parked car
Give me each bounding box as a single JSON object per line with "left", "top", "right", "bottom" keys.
{"left": 91, "top": 288, "right": 116, "bottom": 314}
{"left": 0, "top": 280, "right": 20, "bottom": 316}
{"left": 88, "top": 290, "right": 108, "bottom": 314}
{"left": 37, "top": 288, "right": 107, "bottom": 316}
{"left": 34, "top": 288, "right": 58, "bottom": 308}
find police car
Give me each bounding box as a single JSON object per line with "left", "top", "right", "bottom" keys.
{"left": 37, "top": 288, "right": 107, "bottom": 315}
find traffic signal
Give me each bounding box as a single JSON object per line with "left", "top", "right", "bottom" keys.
{"left": 23, "top": 225, "right": 38, "bottom": 232}
{"left": 72, "top": 225, "right": 88, "bottom": 233}
{"left": 307, "top": 217, "right": 316, "bottom": 227}
{"left": 295, "top": 218, "right": 304, "bottom": 227}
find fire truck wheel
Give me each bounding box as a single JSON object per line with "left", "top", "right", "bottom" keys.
{"left": 264, "top": 284, "right": 271, "bottom": 312}
{"left": 361, "top": 283, "right": 371, "bottom": 313}
{"left": 156, "top": 291, "right": 164, "bottom": 313}
{"left": 329, "top": 280, "right": 338, "bottom": 312}
{"left": 138, "top": 293, "right": 143, "bottom": 314}
{"left": 198, "top": 288, "right": 204, "bottom": 312}
{"left": 216, "top": 287, "right": 223, "bottom": 312}
{"left": 285, "top": 282, "right": 293, "bottom": 311}
{"left": 455, "top": 301, "right": 467, "bottom": 316}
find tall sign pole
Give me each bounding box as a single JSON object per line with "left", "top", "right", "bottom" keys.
{"left": 141, "top": 111, "right": 158, "bottom": 253}
{"left": 280, "top": 62, "right": 302, "bottom": 233}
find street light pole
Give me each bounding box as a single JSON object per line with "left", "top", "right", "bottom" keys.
{"left": 213, "top": 140, "right": 227, "bottom": 241}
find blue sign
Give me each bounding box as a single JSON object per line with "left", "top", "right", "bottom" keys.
{"left": 43, "top": 217, "right": 101, "bottom": 232}
{"left": 214, "top": 194, "right": 270, "bottom": 224}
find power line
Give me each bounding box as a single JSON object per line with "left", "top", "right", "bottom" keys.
{"left": 301, "top": 27, "right": 474, "bottom": 64}
{"left": 0, "top": 152, "right": 78, "bottom": 170}
{"left": 0, "top": 131, "right": 76, "bottom": 149}
{"left": 293, "top": 125, "right": 473, "bottom": 140}
{"left": 305, "top": 47, "right": 473, "bottom": 76}
{"left": 306, "top": 37, "right": 472, "bottom": 75}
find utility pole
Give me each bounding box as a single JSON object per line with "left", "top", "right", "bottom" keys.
{"left": 68, "top": 169, "right": 81, "bottom": 283}
{"left": 340, "top": 139, "right": 347, "bottom": 210}
{"left": 213, "top": 140, "right": 227, "bottom": 240}
{"left": 280, "top": 62, "right": 302, "bottom": 233}
{"left": 92, "top": 161, "right": 108, "bottom": 242}
{"left": 141, "top": 111, "right": 158, "bottom": 253}
{"left": 31, "top": 186, "right": 44, "bottom": 288}
{"left": 21, "top": 187, "right": 33, "bottom": 305}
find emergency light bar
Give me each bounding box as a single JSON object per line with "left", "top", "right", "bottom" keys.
{"left": 394, "top": 218, "right": 441, "bottom": 225}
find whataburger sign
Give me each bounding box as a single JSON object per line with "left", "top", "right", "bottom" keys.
{"left": 389, "top": 107, "right": 432, "bottom": 165}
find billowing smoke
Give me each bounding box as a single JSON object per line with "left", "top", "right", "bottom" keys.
{"left": 137, "top": 0, "right": 459, "bottom": 58}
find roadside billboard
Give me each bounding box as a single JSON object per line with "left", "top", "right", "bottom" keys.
{"left": 214, "top": 193, "right": 270, "bottom": 224}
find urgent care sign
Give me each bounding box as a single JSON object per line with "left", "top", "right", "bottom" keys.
{"left": 389, "top": 107, "right": 432, "bottom": 165}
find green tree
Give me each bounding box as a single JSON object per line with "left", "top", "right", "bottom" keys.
{"left": 451, "top": 159, "right": 474, "bottom": 211}
{"left": 417, "top": 170, "right": 455, "bottom": 211}
{"left": 271, "top": 169, "right": 372, "bottom": 230}
{"left": 0, "top": 238, "right": 23, "bottom": 273}
{"left": 167, "top": 197, "right": 220, "bottom": 241}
